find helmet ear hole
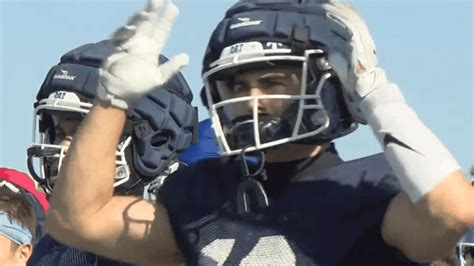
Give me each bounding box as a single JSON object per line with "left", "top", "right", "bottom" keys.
{"left": 151, "top": 133, "right": 170, "bottom": 148}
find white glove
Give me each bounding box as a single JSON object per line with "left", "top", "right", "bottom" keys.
{"left": 317, "top": 1, "right": 388, "bottom": 123}
{"left": 98, "top": 0, "right": 189, "bottom": 110}
{"left": 319, "top": 1, "right": 460, "bottom": 202}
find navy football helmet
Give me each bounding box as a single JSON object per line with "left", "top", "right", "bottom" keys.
{"left": 27, "top": 40, "right": 197, "bottom": 195}
{"left": 201, "top": 0, "right": 356, "bottom": 156}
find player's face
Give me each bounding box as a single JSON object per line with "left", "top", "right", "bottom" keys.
{"left": 216, "top": 65, "right": 302, "bottom": 119}
{"left": 49, "top": 118, "right": 80, "bottom": 146}
{"left": 45, "top": 116, "right": 81, "bottom": 182}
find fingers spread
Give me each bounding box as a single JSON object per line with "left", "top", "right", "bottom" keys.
{"left": 149, "top": 1, "right": 179, "bottom": 55}
{"left": 111, "top": 0, "right": 180, "bottom": 57}
{"left": 145, "top": 0, "right": 164, "bottom": 14}
{"left": 111, "top": 25, "right": 137, "bottom": 48}
{"left": 159, "top": 53, "right": 189, "bottom": 82}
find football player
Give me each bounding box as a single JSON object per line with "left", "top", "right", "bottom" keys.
{"left": 45, "top": 0, "right": 474, "bottom": 265}
{"left": 27, "top": 39, "right": 197, "bottom": 265}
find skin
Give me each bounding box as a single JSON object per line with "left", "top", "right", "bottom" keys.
{"left": 216, "top": 66, "right": 302, "bottom": 118}
{"left": 0, "top": 236, "right": 32, "bottom": 266}
{"left": 46, "top": 66, "right": 474, "bottom": 264}
{"left": 46, "top": 117, "right": 81, "bottom": 181}
{"left": 216, "top": 65, "right": 327, "bottom": 162}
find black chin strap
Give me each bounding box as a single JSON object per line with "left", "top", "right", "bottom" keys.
{"left": 236, "top": 148, "right": 269, "bottom": 214}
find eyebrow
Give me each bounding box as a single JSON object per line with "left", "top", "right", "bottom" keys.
{"left": 54, "top": 118, "right": 81, "bottom": 131}
{"left": 258, "top": 72, "right": 287, "bottom": 81}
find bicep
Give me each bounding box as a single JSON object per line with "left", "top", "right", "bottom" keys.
{"left": 52, "top": 196, "right": 182, "bottom": 264}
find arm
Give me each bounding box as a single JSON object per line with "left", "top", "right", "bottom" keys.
{"left": 46, "top": 103, "right": 182, "bottom": 264}
{"left": 316, "top": 2, "right": 473, "bottom": 262}
{"left": 46, "top": 0, "right": 188, "bottom": 263}
{"left": 358, "top": 78, "right": 473, "bottom": 262}
{"left": 382, "top": 172, "right": 474, "bottom": 262}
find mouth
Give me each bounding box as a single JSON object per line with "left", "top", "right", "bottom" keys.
{"left": 227, "top": 113, "right": 291, "bottom": 149}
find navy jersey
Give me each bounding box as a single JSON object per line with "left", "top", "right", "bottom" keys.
{"left": 159, "top": 149, "right": 422, "bottom": 265}
{"left": 28, "top": 234, "right": 134, "bottom": 266}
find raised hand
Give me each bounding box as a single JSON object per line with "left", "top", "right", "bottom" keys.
{"left": 98, "top": 0, "right": 189, "bottom": 110}
{"left": 314, "top": 1, "right": 389, "bottom": 123}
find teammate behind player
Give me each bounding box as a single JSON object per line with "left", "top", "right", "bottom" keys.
{"left": 27, "top": 39, "right": 197, "bottom": 265}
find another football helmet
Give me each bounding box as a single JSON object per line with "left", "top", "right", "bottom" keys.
{"left": 458, "top": 231, "right": 474, "bottom": 266}
{"left": 201, "top": 0, "right": 356, "bottom": 156}
{"left": 27, "top": 40, "right": 197, "bottom": 195}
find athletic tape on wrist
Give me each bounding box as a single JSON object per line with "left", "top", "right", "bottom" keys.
{"left": 361, "top": 81, "right": 460, "bottom": 202}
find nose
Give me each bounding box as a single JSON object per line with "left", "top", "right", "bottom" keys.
{"left": 56, "top": 136, "right": 73, "bottom": 151}
{"left": 246, "top": 87, "right": 266, "bottom": 113}
{"left": 49, "top": 136, "right": 72, "bottom": 181}
{"left": 249, "top": 86, "right": 264, "bottom": 97}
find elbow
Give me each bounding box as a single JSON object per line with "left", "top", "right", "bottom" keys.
{"left": 45, "top": 207, "right": 91, "bottom": 247}
{"left": 403, "top": 248, "right": 454, "bottom": 264}
{"left": 401, "top": 240, "right": 459, "bottom": 264}
{"left": 386, "top": 235, "right": 442, "bottom": 263}
{"left": 404, "top": 252, "right": 433, "bottom": 264}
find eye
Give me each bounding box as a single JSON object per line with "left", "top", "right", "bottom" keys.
{"left": 232, "top": 84, "right": 247, "bottom": 94}
{"left": 53, "top": 130, "right": 68, "bottom": 144}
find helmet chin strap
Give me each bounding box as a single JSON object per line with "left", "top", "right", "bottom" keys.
{"left": 236, "top": 147, "right": 269, "bottom": 214}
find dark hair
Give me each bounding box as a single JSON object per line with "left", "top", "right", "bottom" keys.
{"left": 0, "top": 186, "right": 36, "bottom": 244}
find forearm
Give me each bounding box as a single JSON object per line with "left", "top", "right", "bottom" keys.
{"left": 367, "top": 81, "right": 474, "bottom": 260}
{"left": 45, "top": 101, "right": 181, "bottom": 260}
{"left": 370, "top": 90, "right": 474, "bottom": 228}
{"left": 47, "top": 100, "right": 126, "bottom": 232}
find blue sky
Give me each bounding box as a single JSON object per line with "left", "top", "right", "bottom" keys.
{"left": 1, "top": 0, "right": 472, "bottom": 176}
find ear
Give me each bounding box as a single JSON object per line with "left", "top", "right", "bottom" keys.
{"left": 15, "top": 243, "right": 33, "bottom": 263}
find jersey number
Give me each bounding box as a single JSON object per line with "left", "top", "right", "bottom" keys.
{"left": 200, "top": 236, "right": 296, "bottom": 265}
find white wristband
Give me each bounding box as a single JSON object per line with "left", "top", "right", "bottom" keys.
{"left": 361, "top": 81, "right": 460, "bottom": 202}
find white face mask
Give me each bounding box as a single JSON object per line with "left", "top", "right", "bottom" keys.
{"left": 27, "top": 91, "right": 131, "bottom": 194}
{"left": 459, "top": 242, "right": 474, "bottom": 266}
{"left": 203, "top": 42, "right": 335, "bottom": 156}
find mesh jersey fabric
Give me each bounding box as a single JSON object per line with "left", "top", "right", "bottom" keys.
{"left": 158, "top": 148, "right": 422, "bottom": 265}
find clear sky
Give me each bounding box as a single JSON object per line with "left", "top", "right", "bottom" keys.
{"left": 1, "top": 0, "right": 472, "bottom": 176}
